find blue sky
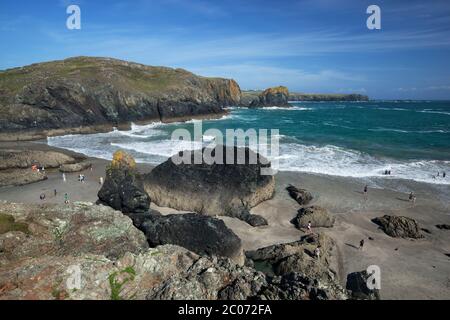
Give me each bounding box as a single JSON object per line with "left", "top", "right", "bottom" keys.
{"left": 1, "top": 0, "right": 450, "bottom": 99}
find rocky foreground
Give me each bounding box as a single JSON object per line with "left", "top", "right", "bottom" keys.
{"left": 0, "top": 201, "right": 353, "bottom": 300}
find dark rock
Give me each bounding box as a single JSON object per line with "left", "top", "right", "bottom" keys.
{"left": 288, "top": 93, "right": 369, "bottom": 102}
{"left": 135, "top": 213, "right": 244, "bottom": 265}
{"left": 421, "top": 228, "right": 432, "bottom": 234}
{"left": 372, "top": 215, "right": 424, "bottom": 239}
{"left": 144, "top": 146, "right": 275, "bottom": 226}
{"left": 97, "top": 151, "right": 150, "bottom": 214}
{"left": 245, "top": 214, "right": 268, "bottom": 227}
{"left": 436, "top": 224, "right": 450, "bottom": 230}
{"left": 286, "top": 184, "right": 313, "bottom": 205}
{"left": 291, "top": 206, "right": 335, "bottom": 229}
{"left": 346, "top": 271, "right": 381, "bottom": 300}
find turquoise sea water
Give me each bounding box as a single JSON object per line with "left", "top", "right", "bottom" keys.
{"left": 48, "top": 101, "right": 450, "bottom": 185}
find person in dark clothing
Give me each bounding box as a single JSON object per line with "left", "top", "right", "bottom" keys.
{"left": 443, "top": 172, "right": 446, "bottom": 178}
{"left": 359, "top": 239, "right": 365, "bottom": 250}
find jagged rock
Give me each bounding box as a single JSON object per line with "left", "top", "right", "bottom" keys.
{"left": 0, "top": 150, "right": 81, "bottom": 170}
{"left": 259, "top": 272, "right": 347, "bottom": 300}
{"left": 144, "top": 146, "right": 275, "bottom": 226}
{"left": 249, "top": 86, "right": 290, "bottom": 108}
{"left": 147, "top": 255, "right": 266, "bottom": 300}
{"left": 132, "top": 212, "right": 244, "bottom": 265}
{"left": 286, "top": 185, "right": 313, "bottom": 205}
{"left": 372, "top": 215, "right": 424, "bottom": 239}
{"left": 346, "top": 271, "right": 381, "bottom": 300}
{"left": 0, "top": 169, "right": 47, "bottom": 187}
{"left": 246, "top": 233, "right": 347, "bottom": 299}
{"left": 436, "top": 224, "right": 450, "bottom": 230}
{"left": 0, "top": 57, "right": 241, "bottom": 141}
{"left": 291, "top": 206, "right": 335, "bottom": 229}
{"left": 98, "top": 151, "right": 150, "bottom": 214}
{"left": 59, "top": 162, "right": 92, "bottom": 173}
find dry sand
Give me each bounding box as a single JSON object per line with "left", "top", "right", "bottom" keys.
{"left": 0, "top": 142, "right": 449, "bottom": 299}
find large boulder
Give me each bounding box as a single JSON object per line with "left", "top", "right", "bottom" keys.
{"left": 0, "top": 201, "right": 148, "bottom": 264}
{"left": 346, "top": 271, "right": 381, "bottom": 300}
{"left": 291, "top": 206, "right": 335, "bottom": 229}
{"left": 98, "top": 151, "right": 150, "bottom": 214}
{"left": 286, "top": 185, "right": 313, "bottom": 205}
{"left": 132, "top": 212, "right": 244, "bottom": 265}
{"left": 144, "top": 146, "right": 275, "bottom": 226}
{"left": 372, "top": 215, "right": 424, "bottom": 239}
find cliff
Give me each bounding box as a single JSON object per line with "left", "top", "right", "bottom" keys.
{"left": 0, "top": 57, "right": 241, "bottom": 141}
{"left": 288, "top": 93, "right": 369, "bottom": 102}
{"left": 240, "top": 90, "right": 369, "bottom": 107}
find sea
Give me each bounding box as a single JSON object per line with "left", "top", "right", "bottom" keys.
{"left": 47, "top": 101, "right": 450, "bottom": 187}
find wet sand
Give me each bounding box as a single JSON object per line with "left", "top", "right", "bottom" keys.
{"left": 0, "top": 141, "right": 449, "bottom": 299}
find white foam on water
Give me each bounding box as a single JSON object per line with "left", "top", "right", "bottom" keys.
{"left": 273, "top": 143, "right": 450, "bottom": 185}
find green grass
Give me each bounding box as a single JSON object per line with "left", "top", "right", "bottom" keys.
{"left": 108, "top": 266, "right": 137, "bottom": 300}
{"left": 0, "top": 213, "right": 29, "bottom": 235}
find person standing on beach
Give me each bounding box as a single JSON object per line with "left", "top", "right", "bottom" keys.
{"left": 314, "top": 246, "right": 321, "bottom": 259}
{"left": 409, "top": 192, "right": 414, "bottom": 202}
{"left": 62, "top": 173, "right": 66, "bottom": 182}
{"left": 443, "top": 172, "right": 446, "bottom": 178}
{"left": 54, "top": 189, "right": 57, "bottom": 197}
{"left": 363, "top": 185, "right": 368, "bottom": 201}
{"left": 40, "top": 193, "right": 46, "bottom": 201}
{"left": 99, "top": 177, "right": 104, "bottom": 185}
{"left": 307, "top": 221, "right": 312, "bottom": 233}
{"left": 359, "top": 239, "right": 365, "bottom": 250}
{"left": 64, "top": 193, "right": 69, "bottom": 204}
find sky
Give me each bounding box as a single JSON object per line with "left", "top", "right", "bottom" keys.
{"left": 1, "top": 0, "right": 450, "bottom": 99}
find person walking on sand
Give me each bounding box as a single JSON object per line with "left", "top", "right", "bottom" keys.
{"left": 412, "top": 194, "right": 417, "bottom": 206}
{"left": 363, "top": 185, "right": 368, "bottom": 201}
{"left": 307, "top": 221, "right": 312, "bottom": 233}
{"left": 314, "top": 246, "right": 321, "bottom": 259}
{"left": 62, "top": 173, "right": 66, "bottom": 182}
{"left": 54, "top": 189, "right": 57, "bottom": 197}
{"left": 409, "top": 192, "right": 414, "bottom": 202}
{"left": 99, "top": 176, "right": 104, "bottom": 185}
{"left": 359, "top": 239, "right": 365, "bottom": 250}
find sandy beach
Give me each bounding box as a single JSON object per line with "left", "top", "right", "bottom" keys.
{"left": 0, "top": 141, "right": 449, "bottom": 300}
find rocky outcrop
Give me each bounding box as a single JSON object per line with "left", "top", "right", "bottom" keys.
{"left": 0, "top": 57, "right": 241, "bottom": 141}
{"left": 0, "top": 201, "right": 348, "bottom": 300}
{"left": 59, "top": 162, "right": 92, "bottom": 173}
{"left": 0, "top": 150, "right": 82, "bottom": 170}
{"left": 286, "top": 185, "right": 313, "bottom": 205}
{"left": 246, "top": 233, "right": 348, "bottom": 300}
{"left": 291, "top": 206, "right": 335, "bottom": 229}
{"left": 289, "top": 93, "right": 369, "bottom": 102}
{"left": 346, "top": 271, "right": 381, "bottom": 300}
{"left": 0, "top": 202, "right": 149, "bottom": 264}
{"left": 0, "top": 169, "right": 47, "bottom": 187}
{"left": 241, "top": 86, "right": 290, "bottom": 108}
{"left": 372, "top": 215, "right": 424, "bottom": 239}
{"left": 97, "top": 151, "right": 150, "bottom": 214}
{"left": 132, "top": 212, "right": 244, "bottom": 265}
{"left": 144, "top": 146, "right": 275, "bottom": 226}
